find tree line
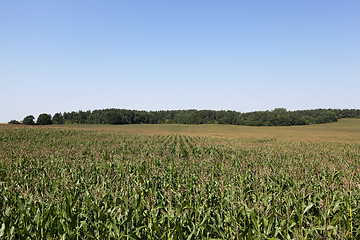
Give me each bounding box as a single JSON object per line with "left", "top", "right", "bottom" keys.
{"left": 9, "top": 108, "right": 360, "bottom": 126}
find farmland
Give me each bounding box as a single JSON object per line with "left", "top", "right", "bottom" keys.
{"left": 0, "top": 119, "right": 360, "bottom": 239}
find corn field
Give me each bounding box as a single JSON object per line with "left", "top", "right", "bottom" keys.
{"left": 0, "top": 124, "right": 359, "bottom": 239}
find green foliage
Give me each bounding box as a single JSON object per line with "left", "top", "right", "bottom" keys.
{"left": 8, "top": 120, "right": 20, "bottom": 124}
{"left": 16, "top": 108, "right": 360, "bottom": 127}
{"left": 22, "top": 115, "right": 35, "bottom": 125}
{"left": 37, "top": 113, "right": 53, "bottom": 125}
{"left": 17, "top": 108, "right": 360, "bottom": 126}
{"left": 28, "top": 108, "right": 360, "bottom": 126}
{"left": 0, "top": 125, "right": 359, "bottom": 239}
{"left": 52, "top": 113, "right": 64, "bottom": 124}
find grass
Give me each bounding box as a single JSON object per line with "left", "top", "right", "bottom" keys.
{"left": 0, "top": 119, "right": 359, "bottom": 239}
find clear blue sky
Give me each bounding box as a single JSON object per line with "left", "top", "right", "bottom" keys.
{"left": 1, "top": 1, "right": 359, "bottom": 122}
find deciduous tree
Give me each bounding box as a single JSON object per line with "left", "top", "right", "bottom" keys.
{"left": 37, "top": 113, "right": 52, "bottom": 125}
{"left": 23, "top": 115, "right": 35, "bottom": 125}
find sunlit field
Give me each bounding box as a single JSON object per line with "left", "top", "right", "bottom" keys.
{"left": 1, "top": 119, "right": 359, "bottom": 239}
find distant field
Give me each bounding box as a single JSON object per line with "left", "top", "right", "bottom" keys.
{"left": 46, "top": 118, "right": 360, "bottom": 142}
{"left": 0, "top": 119, "right": 359, "bottom": 239}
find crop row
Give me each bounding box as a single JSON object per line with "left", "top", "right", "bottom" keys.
{"left": 0, "top": 125, "right": 359, "bottom": 239}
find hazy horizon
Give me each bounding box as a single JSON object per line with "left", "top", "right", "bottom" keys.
{"left": 1, "top": 1, "right": 359, "bottom": 123}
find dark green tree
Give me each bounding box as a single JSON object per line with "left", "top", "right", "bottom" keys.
{"left": 37, "top": 113, "right": 52, "bottom": 125}
{"left": 23, "top": 115, "right": 35, "bottom": 125}
{"left": 8, "top": 120, "right": 20, "bottom": 124}
{"left": 23, "top": 108, "right": 357, "bottom": 127}
{"left": 52, "top": 113, "right": 64, "bottom": 124}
